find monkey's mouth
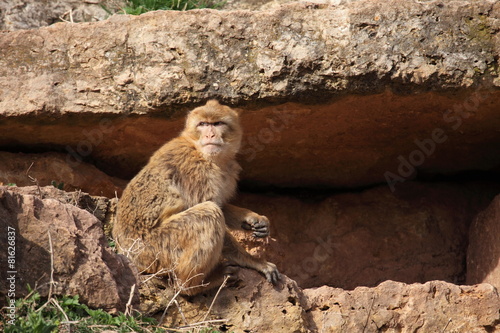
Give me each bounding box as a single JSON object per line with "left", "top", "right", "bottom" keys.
{"left": 202, "top": 143, "right": 224, "bottom": 155}
{"left": 202, "top": 140, "right": 224, "bottom": 148}
{"left": 203, "top": 143, "right": 223, "bottom": 150}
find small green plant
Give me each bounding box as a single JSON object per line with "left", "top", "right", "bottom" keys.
{"left": 50, "top": 181, "right": 64, "bottom": 190}
{"left": 2, "top": 291, "right": 161, "bottom": 333}
{"left": 122, "top": 0, "right": 225, "bottom": 14}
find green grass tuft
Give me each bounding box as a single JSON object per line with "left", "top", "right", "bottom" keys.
{"left": 2, "top": 291, "right": 161, "bottom": 333}
{"left": 123, "top": 0, "right": 225, "bottom": 14}
{"left": 2, "top": 290, "right": 228, "bottom": 332}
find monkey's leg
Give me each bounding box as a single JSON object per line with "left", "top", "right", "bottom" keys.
{"left": 223, "top": 232, "right": 281, "bottom": 284}
{"left": 150, "top": 201, "right": 227, "bottom": 295}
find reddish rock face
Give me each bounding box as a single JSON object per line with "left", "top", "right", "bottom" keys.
{"left": 1, "top": 90, "right": 499, "bottom": 188}
{"left": 238, "top": 90, "right": 500, "bottom": 189}
{"left": 467, "top": 194, "right": 500, "bottom": 290}
{"left": 0, "top": 152, "right": 126, "bottom": 197}
{"left": 232, "top": 182, "right": 497, "bottom": 290}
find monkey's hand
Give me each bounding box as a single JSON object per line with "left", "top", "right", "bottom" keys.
{"left": 261, "top": 261, "right": 281, "bottom": 285}
{"left": 241, "top": 214, "right": 270, "bottom": 238}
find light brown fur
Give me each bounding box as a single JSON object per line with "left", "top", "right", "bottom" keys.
{"left": 113, "top": 100, "right": 280, "bottom": 295}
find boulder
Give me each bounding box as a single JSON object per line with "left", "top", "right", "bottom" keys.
{"left": 0, "top": 185, "right": 139, "bottom": 312}
{"left": 0, "top": 1, "right": 498, "bottom": 186}
{"left": 142, "top": 270, "right": 312, "bottom": 332}
{"left": 467, "top": 194, "right": 500, "bottom": 291}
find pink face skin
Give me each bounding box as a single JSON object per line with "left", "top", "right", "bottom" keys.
{"left": 197, "top": 121, "right": 226, "bottom": 156}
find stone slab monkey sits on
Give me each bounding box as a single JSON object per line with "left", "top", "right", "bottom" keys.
{"left": 113, "top": 100, "right": 280, "bottom": 295}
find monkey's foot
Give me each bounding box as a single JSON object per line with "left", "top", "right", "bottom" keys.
{"left": 223, "top": 265, "right": 242, "bottom": 287}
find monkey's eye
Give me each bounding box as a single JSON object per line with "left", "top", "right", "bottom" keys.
{"left": 197, "top": 122, "right": 208, "bottom": 127}
{"left": 213, "top": 121, "right": 226, "bottom": 126}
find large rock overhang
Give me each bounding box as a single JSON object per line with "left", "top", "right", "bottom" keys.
{"left": 0, "top": 1, "right": 499, "bottom": 188}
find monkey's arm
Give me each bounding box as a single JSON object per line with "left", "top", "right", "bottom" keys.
{"left": 222, "top": 204, "right": 270, "bottom": 238}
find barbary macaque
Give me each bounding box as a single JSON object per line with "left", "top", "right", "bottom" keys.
{"left": 113, "top": 100, "right": 280, "bottom": 295}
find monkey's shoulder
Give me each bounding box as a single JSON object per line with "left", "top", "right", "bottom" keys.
{"left": 150, "top": 137, "right": 200, "bottom": 166}
{"left": 117, "top": 166, "right": 182, "bottom": 226}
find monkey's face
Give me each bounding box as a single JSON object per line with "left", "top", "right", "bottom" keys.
{"left": 197, "top": 121, "right": 229, "bottom": 155}
{"left": 184, "top": 100, "right": 242, "bottom": 158}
